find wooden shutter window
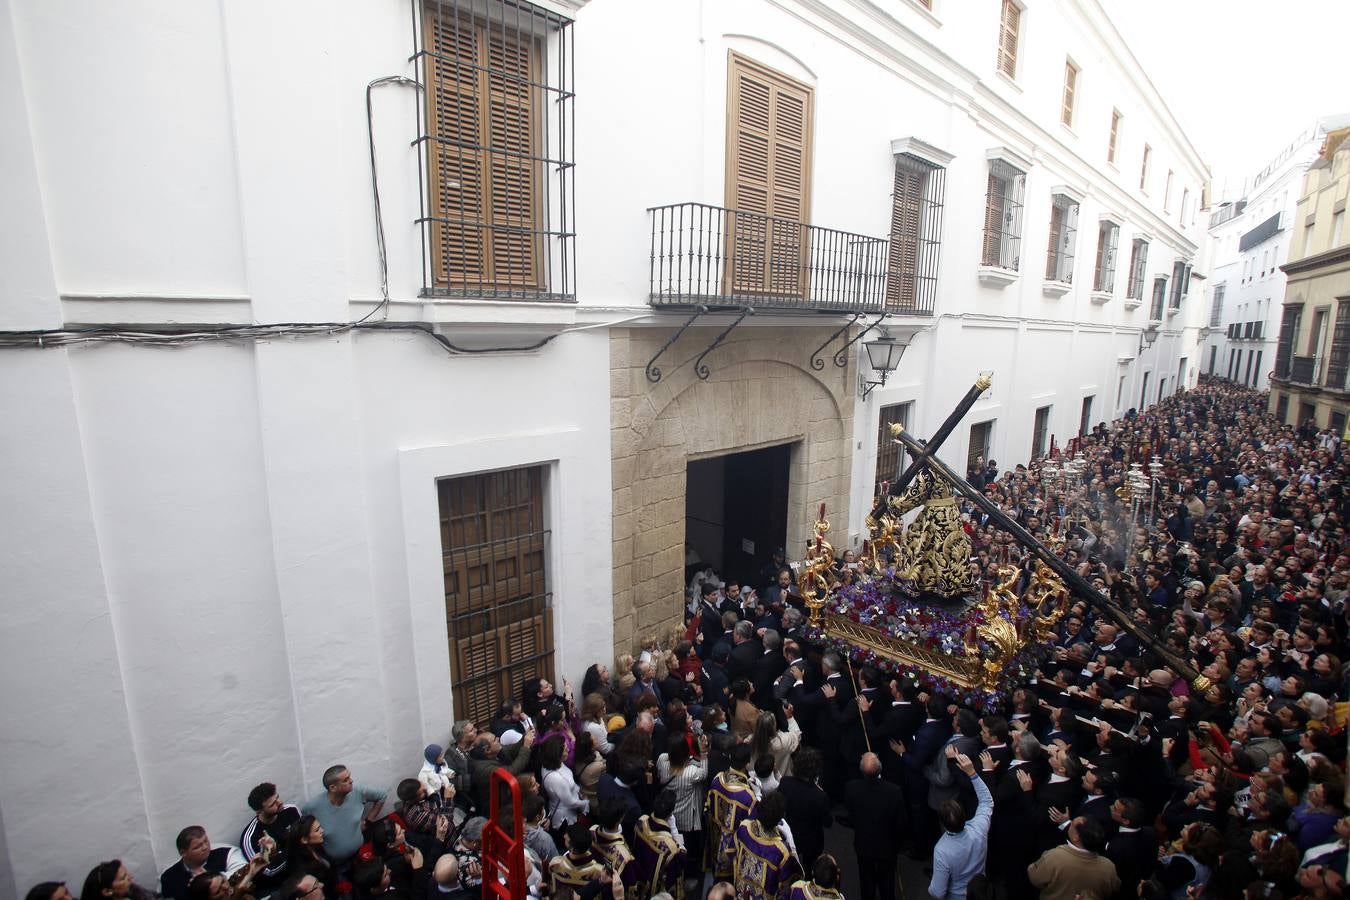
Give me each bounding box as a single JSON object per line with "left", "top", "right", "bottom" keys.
{"left": 983, "top": 173, "right": 1005, "bottom": 267}
{"left": 886, "top": 161, "right": 926, "bottom": 310}
{"left": 725, "top": 53, "right": 813, "bottom": 298}
{"left": 998, "top": 0, "right": 1020, "bottom": 78}
{"left": 425, "top": 11, "right": 543, "bottom": 291}
{"left": 1046, "top": 202, "right": 1065, "bottom": 280}
{"left": 1061, "top": 61, "right": 1078, "bottom": 126}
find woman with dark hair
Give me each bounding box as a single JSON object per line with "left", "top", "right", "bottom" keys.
{"left": 539, "top": 705, "right": 576, "bottom": 767}
{"left": 657, "top": 733, "right": 710, "bottom": 886}
{"left": 573, "top": 730, "right": 607, "bottom": 805}
{"left": 80, "top": 862, "right": 156, "bottom": 900}
{"left": 540, "top": 733, "right": 589, "bottom": 830}
{"left": 581, "top": 663, "right": 619, "bottom": 708}
{"left": 284, "top": 816, "right": 335, "bottom": 898}
{"left": 361, "top": 819, "right": 423, "bottom": 896}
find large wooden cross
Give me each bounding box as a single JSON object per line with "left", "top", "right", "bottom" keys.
{"left": 883, "top": 375, "right": 1208, "bottom": 690}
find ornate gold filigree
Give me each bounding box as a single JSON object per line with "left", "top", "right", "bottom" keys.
{"left": 975, "top": 373, "right": 993, "bottom": 392}
{"left": 888, "top": 469, "right": 973, "bottom": 596}
{"left": 799, "top": 505, "right": 836, "bottom": 628}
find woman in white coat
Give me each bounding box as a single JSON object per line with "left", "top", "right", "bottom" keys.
{"left": 538, "top": 733, "right": 589, "bottom": 829}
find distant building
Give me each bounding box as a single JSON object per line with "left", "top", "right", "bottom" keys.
{"left": 1270, "top": 126, "right": 1350, "bottom": 430}
{"left": 1199, "top": 116, "right": 1350, "bottom": 391}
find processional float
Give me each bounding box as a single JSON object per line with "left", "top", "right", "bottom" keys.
{"left": 797, "top": 374, "right": 1209, "bottom": 706}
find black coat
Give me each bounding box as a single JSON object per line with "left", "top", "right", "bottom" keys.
{"left": 751, "top": 650, "right": 787, "bottom": 710}
{"left": 843, "top": 776, "right": 907, "bottom": 859}
{"left": 726, "top": 640, "right": 762, "bottom": 683}
{"left": 1106, "top": 827, "right": 1158, "bottom": 899}
{"left": 777, "top": 775, "right": 833, "bottom": 868}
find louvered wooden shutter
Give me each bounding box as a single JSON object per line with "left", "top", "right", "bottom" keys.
{"left": 998, "top": 0, "right": 1020, "bottom": 77}
{"left": 726, "top": 54, "right": 813, "bottom": 298}
{"left": 1061, "top": 61, "right": 1077, "bottom": 126}
{"left": 982, "top": 174, "right": 1005, "bottom": 267}
{"left": 424, "top": 12, "right": 542, "bottom": 291}
{"left": 1046, "top": 203, "right": 1065, "bottom": 280}
{"left": 886, "top": 162, "right": 925, "bottom": 310}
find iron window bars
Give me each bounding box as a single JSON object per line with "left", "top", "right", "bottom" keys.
{"left": 413, "top": 0, "right": 576, "bottom": 301}
{"left": 982, "top": 159, "right": 1024, "bottom": 271}
{"left": 1126, "top": 238, "right": 1149, "bottom": 301}
{"left": 1045, "top": 193, "right": 1079, "bottom": 283}
{"left": 885, "top": 154, "right": 943, "bottom": 315}
{"left": 1093, "top": 220, "right": 1119, "bottom": 293}
{"left": 1150, "top": 276, "right": 1168, "bottom": 321}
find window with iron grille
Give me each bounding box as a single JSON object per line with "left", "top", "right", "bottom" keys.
{"left": 416, "top": 0, "right": 576, "bottom": 300}
{"left": 438, "top": 465, "right": 554, "bottom": 728}
{"left": 982, "top": 158, "right": 1024, "bottom": 270}
{"left": 1045, "top": 194, "right": 1079, "bottom": 283}
{"left": 1107, "top": 110, "right": 1121, "bottom": 164}
{"left": 886, "top": 154, "right": 944, "bottom": 313}
{"left": 1032, "top": 405, "right": 1051, "bottom": 458}
{"left": 1326, "top": 299, "right": 1350, "bottom": 390}
{"left": 1093, "top": 220, "right": 1119, "bottom": 292}
{"left": 1164, "top": 170, "right": 1173, "bottom": 213}
{"left": 1126, "top": 238, "right": 1148, "bottom": 300}
{"left": 874, "top": 402, "right": 913, "bottom": 498}
{"left": 1274, "top": 305, "right": 1301, "bottom": 379}
{"left": 1150, "top": 276, "right": 1167, "bottom": 321}
{"left": 1209, "top": 283, "right": 1225, "bottom": 327}
{"left": 968, "top": 420, "right": 994, "bottom": 477}
{"left": 1169, "top": 260, "right": 1189, "bottom": 308}
{"left": 997, "top": 0, "right": 1021, "bottom": 78}
{"left": 1140, "top": 144, "right": 1151, "bottom": 192}
{"left": 1079, "top": 395, "right": 1094, "bottom": 438}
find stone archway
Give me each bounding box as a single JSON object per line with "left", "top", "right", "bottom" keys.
{"left": 609, "top": 325, "right": 857, "bottom": 658}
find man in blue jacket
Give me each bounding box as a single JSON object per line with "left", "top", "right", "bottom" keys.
{"left": 929, "top": 752, "right": 994, "bottom": 900}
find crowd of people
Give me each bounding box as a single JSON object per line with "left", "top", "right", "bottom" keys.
{"left": 24, "top": 380, "right": 1350, "bottom": 900}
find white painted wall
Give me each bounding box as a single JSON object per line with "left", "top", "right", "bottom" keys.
{"left": 0, "top": 1, "right": 611, "bottom": 896}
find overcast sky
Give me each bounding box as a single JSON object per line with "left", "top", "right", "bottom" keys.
{"left": 1103, "top": 0, "right": 1350, "bottom": 201}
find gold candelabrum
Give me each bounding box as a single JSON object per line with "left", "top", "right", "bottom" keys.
{"left": 801, "top": 500, "right": 1071, "bottom": 691}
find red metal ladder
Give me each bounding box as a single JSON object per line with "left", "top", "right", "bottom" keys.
{"left": 481, "top": 768, "right": 525, "bottom": 900}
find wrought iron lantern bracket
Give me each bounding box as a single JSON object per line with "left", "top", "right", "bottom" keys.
{"left": 809, "top": 311, "right": 865, "bottom": 371}
{"left": 645, "top": 305, "right": 707, "bottom": 383}
{"left": 694, "top": 306, "right": 754, "bottom": 380}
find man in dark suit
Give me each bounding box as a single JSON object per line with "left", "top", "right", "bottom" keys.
{"left": 836, "top": 666, "right": 884, "bottom": 772}
{"left": 1106, "top": 798, "right": 1157, "bottom": 897}
{"left": 725, "top": 620, "right": 762, "bottom": 682}
{"left": 1074, "top": 768, "right": 1119, "bottom": 836}
{"left": 844, "top": 753, "right": 907, "bottom": 900}
{"left": 978, "top": 715, "right": 1013, "bottom": 790}
{"left": 988, "top": 733, "right": 1049, "bottom": 900}
{"left": 897, "top": 694, "right": 953, "bottom": 853}
{"left": 875, "top": 678, "right": 924, "bottom": 785}
{"left": 790, "top": 651, "right": 853, "bottom": 799}
{"left": 751, "top": 628, "right": 787, "bottom": 710}
{"left": 776, "top": 746, "right": 833, "bottom": 870}
{"left": 1018, "top": 746, "right": 1085, "bottom": 855}
{"left": 595, "top": 755, "right": 644, "bottom": 842}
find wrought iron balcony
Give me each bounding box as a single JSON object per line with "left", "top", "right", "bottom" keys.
{"left": 1290, "top": 355, "right": 1316, "bottom": 384}
{"left": 648, "top": 203, "right": 910, "bottom": 313}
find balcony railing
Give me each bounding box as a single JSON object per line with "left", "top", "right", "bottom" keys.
{"left": 648, "top": 203, "right": 904, "bottom": 313}
{"left": 1290, "top": 356, "right": 1316, "bottom": 384}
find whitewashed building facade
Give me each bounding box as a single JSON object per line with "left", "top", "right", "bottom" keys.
{"left": 0, "top": 0, "right": 1207, "bottom": 894}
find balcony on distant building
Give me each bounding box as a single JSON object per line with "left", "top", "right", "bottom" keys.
{"left": 647, "top": 203, "right": 930, "bottom": 314}
{"left": 1290, "top": 356, "right": 1316, "bottom": 384}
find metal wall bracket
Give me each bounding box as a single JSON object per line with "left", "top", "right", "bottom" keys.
{"left": 694, "top": 306, "right": 754, "bottom": 379}
{"left": 833, "top": 311, "right": 891, "bottom": 368}
{"left": 646, "top": 305, "right": 707, "bottom": 383}
{"left": 809, "top": 311, "right": 865, "bottom": 370}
